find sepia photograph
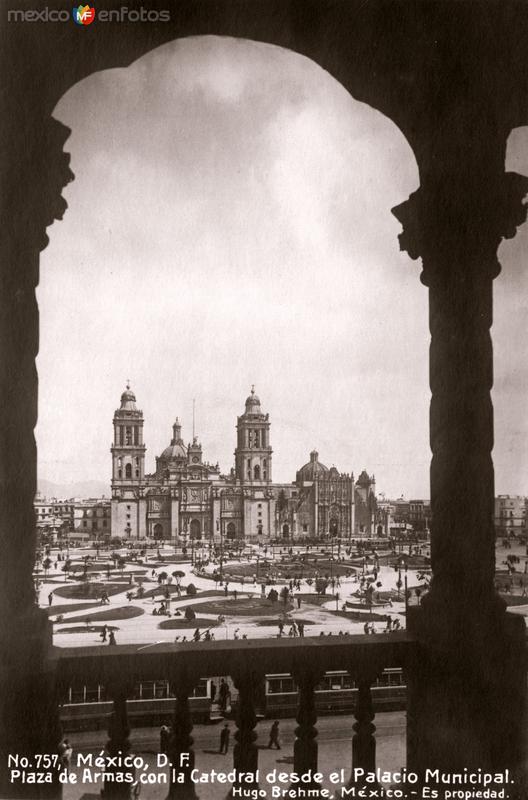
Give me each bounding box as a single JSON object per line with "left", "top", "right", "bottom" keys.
{"left": 1, "top": 1, "right": 528, "bottom": 799}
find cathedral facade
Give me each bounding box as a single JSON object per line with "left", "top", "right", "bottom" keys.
{"left": 110, "top": 385, "right": 379, "bottom": 543}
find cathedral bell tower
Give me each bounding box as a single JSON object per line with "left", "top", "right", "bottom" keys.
{"left": 111, "top": 384, "right": 146, "bottom": 490}
{"left": 235, "top": 387, "right": 272, "bottom": 484}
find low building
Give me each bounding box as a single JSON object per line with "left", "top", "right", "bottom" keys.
{"left": 494, "top": 495, "right": 527, "bottom": 536}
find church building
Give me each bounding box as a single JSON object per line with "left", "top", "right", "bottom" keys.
{"left": 110, "top": 385, "right": 379, "bottom": 543}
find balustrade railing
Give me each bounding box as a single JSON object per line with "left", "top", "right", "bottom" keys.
{"left": 53, "top": 634, "right": 413, "bottom": 798}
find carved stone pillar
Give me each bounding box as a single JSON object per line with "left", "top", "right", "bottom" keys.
{"left": 349, "top": 675, "right": 377, "bottom": 787}
{"left": 102, "top": 680, "right": 134, "bottom": 800}
{"left": 167, "top": 670, "right": 198, "bottom": 800}
{"left": 231, "top": 668, "right": 263, "bottom": 790}
{"left": 393, "top": 159, "right": 528, "bottom": 788}
{"left": 0, "top": 114, "right": 73, "bottom": 800}
{"left": 292, "top": 666, "right": 323, "bottom": 791}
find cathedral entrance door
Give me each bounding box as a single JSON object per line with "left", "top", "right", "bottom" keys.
{"left": 329, "top": 518, "right": 339, "bottom": 537}
{"left": 153, "top": 522, "right": 164, "bottom": 539}
{"left": 282, "top": 523, "right": 289, "bottom": 538}
{"left": 226, "top": 522, "right": 236, "bottom": 540}
{"left": 190, "top": 519, "right": 202, "bottom": 540}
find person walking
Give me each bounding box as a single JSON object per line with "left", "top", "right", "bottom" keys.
{"left": 268, "top": 720, "right": 281, "bottom": 749}
{"left": 58, "top": 738, "right": 73, "bottom": 775}
{"left": 100, "top": 624, "right": 108, "bottom": 643}
{"left": 108, "top": 631, "right": 116, "bottom": 645}
{"left": 48, "top": 592, "right": 53, "bottom": 607}
{"left": 160, "top": 725, "right": 171, "bottom": 754}
{"left": 219, "top": 723, "right": 230, "bottom": 754}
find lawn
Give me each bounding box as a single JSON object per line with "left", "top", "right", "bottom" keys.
{"left": 53, "top": 582, "right": 128, "bottom": 600}
{"left": 157, "top": 617, "right": 221, "bottom": 630}
{"left": 46, "top": 601, "right": 103, "bottom": 617}
{"left": 192, "top": 598, "right": 293, "bottom": 616}
{"left": 55, "top": 605, "right": 144, "bottom": 623}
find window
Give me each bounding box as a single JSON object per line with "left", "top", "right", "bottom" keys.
{"left": 118, "top": 469, "right": 122, "bottom": 478}
{"left": 303, "top": 524, "right": 308, "bottom": 532}
{"left": 125, "top": 427, "right": 132, "bottom": 445}
{"left": 135, "top": 470, "right": 139, "bottom": 478}
{"left": 125, "top": 464, "right": 132, "bottom": 478}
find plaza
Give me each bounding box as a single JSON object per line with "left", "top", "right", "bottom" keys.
{"left": 35, "top": 535, "right": 528, "bottom": 649}
{"left": 38, "top": 540, "right": 421, "bottom": 647}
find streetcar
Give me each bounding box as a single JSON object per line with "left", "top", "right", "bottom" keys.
{"left": 59, "top": 669, "right": 406, "bottom": 732}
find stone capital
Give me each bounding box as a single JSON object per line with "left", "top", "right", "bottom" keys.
{"left": 392, "top": 172, "right": 528, "bottom": 286}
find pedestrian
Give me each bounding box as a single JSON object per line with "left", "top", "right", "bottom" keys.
{"left": 219, "top": 678, "right": 228, "bottom": 711}
{"left": 193, "top": 628, "right": 201, "bottom": 642}
{"left": 297, "top": 595, "right": 301, "bottom": 609}
{"left": 234, "top": 589, "right": 238, "bottom": 601}
{"left": 278, "top": 619, "right": 284, "bottom": 637}
{"left": 48, "top": 592, "right": 53, "bottom": 607}
{"left": 298, "top": 621, "right": 304, "bottom": 637}
{"left": 224, "top": 584, "right": 228, "bottom": 597}
{"left": 108, "top": 631, "right": 116, "bottom": 645}
{"left": 268, "top": 720, "right": 281, "bottom": 749}
{"left": 219, "top": 723, "right": 230, "bottom": 754}
{"left": 100, "top": 624, "right": 108, "bottom": 643}
{"left": 160, "top": 725, "right": 171, "bottom": 754}
{"left": 210, "top": 681, "right": 217, "bottom": 703}
{"left": 58, "top": 738, "right": 73, "bottom": 774}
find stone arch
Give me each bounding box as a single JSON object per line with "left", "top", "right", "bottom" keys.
{"left": 153, "top": 522, "right": 164, "bottom": 539}
{"left": 226, "top": 522, "right": 236, "bottom": 540}
{"left": 282, "top": 523, "right": 290, "bottom": 537}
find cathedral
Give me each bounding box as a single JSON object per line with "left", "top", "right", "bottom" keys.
{"left": 110, "top": 385, "right": 380, "bottom": 543}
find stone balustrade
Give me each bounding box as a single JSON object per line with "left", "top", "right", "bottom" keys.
{"left": 53, "top": 633, "right": 413, "bottom": 798}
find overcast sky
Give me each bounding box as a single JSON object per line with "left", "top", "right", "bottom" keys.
{"left": 37, "top": 36, "right": 528, "bottom": 499}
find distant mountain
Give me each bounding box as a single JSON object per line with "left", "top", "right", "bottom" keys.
{"left": 37, "top": 478, "right": 110, "bottom": 501}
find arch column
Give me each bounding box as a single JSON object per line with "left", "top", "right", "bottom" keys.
{"left": 0, "top": 114, "right": 73, "bottom": 798}
{"left": 393, "top": 142, "right": 528, "bottom": 787}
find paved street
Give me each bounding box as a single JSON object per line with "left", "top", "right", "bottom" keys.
{"left": 64, "top": 711, "right": 406, "bottom": 800}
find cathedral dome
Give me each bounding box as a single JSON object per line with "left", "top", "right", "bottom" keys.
{"left": 120, "top": 384, "right": 137, "bottom": 411}
{"left": 297, "top": 450, "right": 329, "bottom": 482}
{"left": 160, "top": 443, "right": 187, "bottom": 460}
{"left": 244, "top": 386, "right": 261, "bottom": 414}
{"left": 160, "top": 418, "right": 187, "bottom": 461}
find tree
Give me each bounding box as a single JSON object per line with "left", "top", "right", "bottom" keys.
{"left": 172, "top": 570, "right": 185, "bottom": 586}
{"left": 184, "top": 606, "right": 196, "bottom": 621}
{"left": 42, "top": 557, "right": 52, "bottom": 577}
{"left": 186, "top": 583, "right": 197, "bottom": 596}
